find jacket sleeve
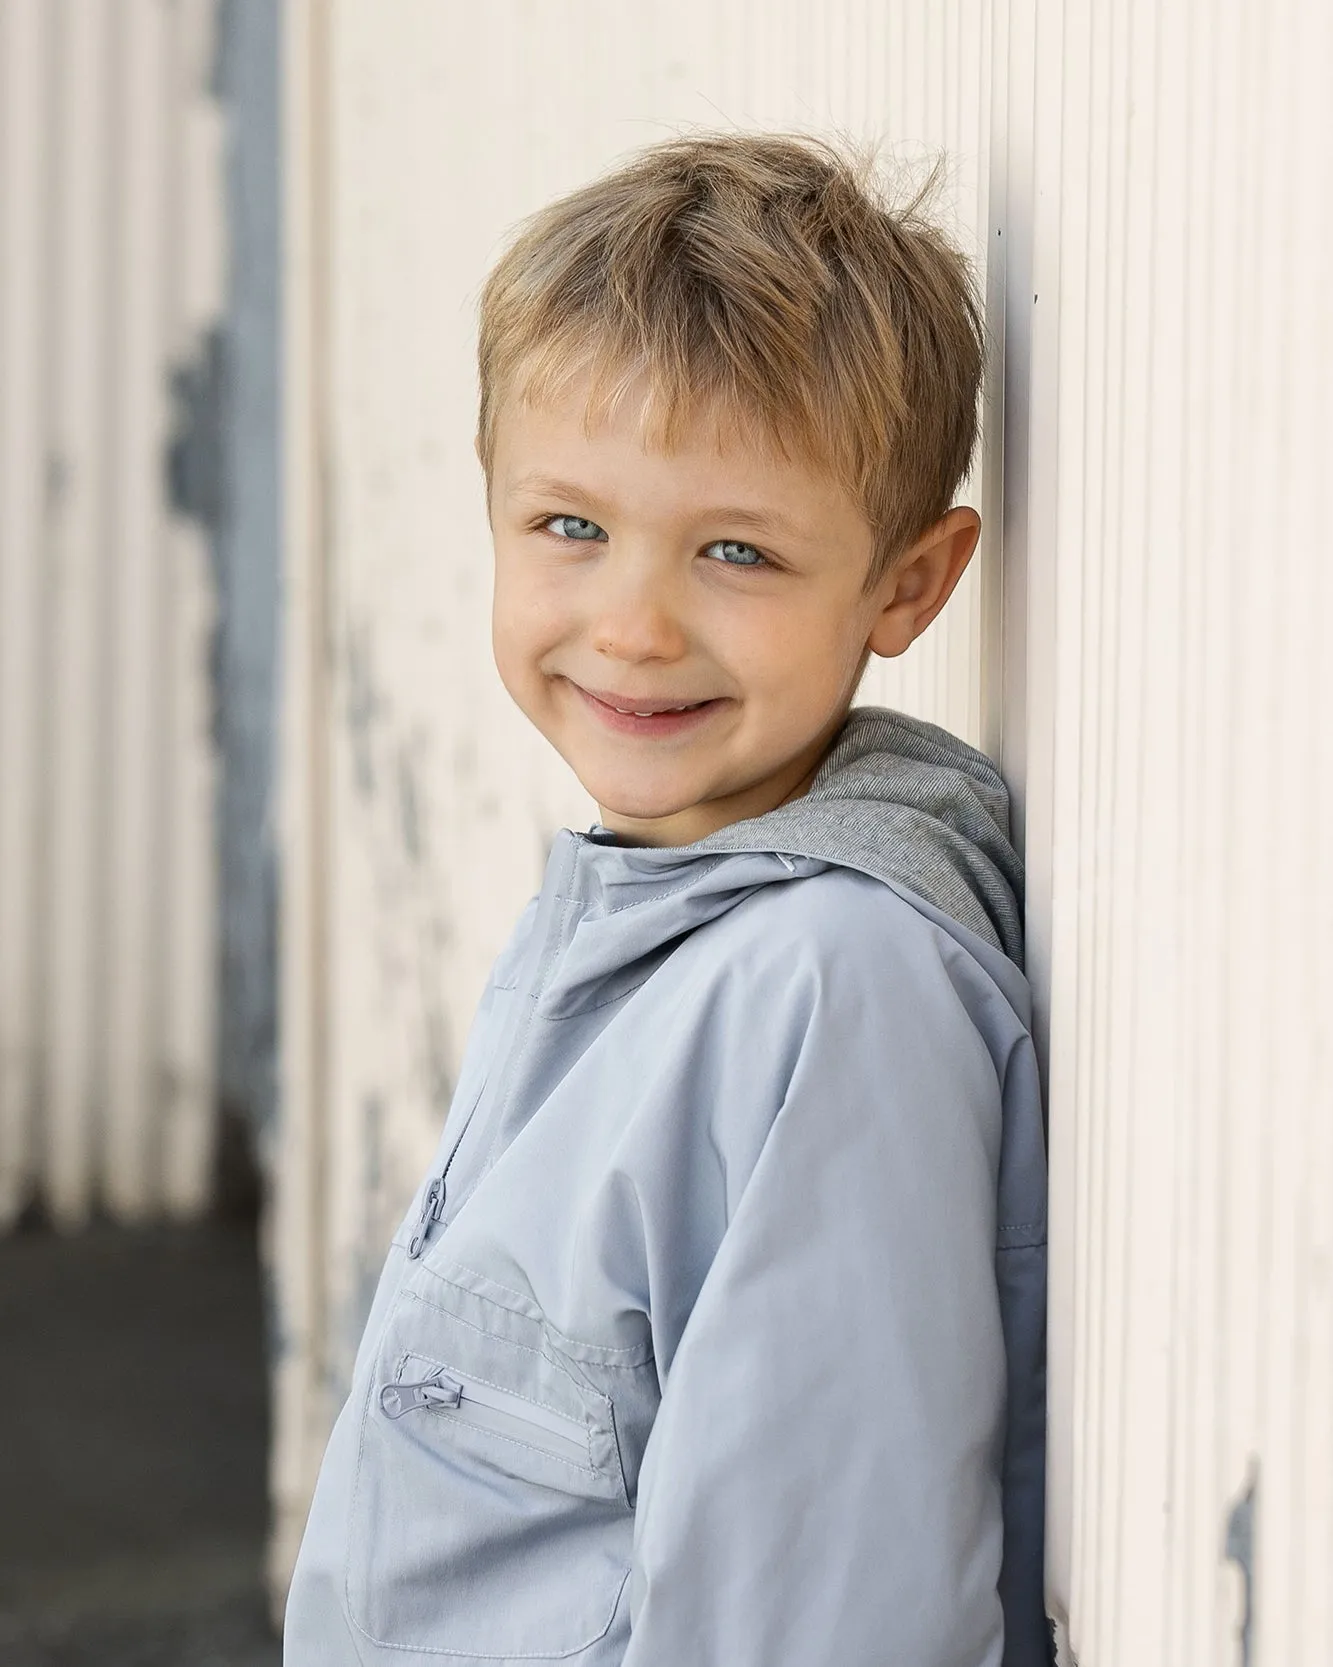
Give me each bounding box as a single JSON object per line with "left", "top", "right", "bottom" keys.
{"left": 622, "top": 926, "right": 1009, "bottom": 1667}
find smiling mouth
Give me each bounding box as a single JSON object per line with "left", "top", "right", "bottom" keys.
{"left": 606, "top": 699, "right": 708, "bottom": 716}
{"left": 568, "top": 682, "right": 726, "bottom": 732}
{"left": 575, "top": 683, "right": 716, "bottom": 715}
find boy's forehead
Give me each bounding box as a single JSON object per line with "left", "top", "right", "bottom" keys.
{"left": 492, "top": 372, "right": 862, "bottom": 527}
{"left": 501, "top": 361, "right": 776, "bottom": 461}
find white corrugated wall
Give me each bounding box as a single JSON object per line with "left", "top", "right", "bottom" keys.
{"left": 1012, "top": 0, "right": 1333, "bottom": 1660}
{"left": 276, "top": 2, "right": 1332, "bottom": 1660}
{"left": 0, "top": 0, "right": 223, "bottom": 1229}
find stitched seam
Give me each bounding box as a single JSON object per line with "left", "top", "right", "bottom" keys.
{"left": 543, "top": 978, "right": 651, "bottom": 1017}
{"left": 603, "top": 858, "right": 729, "bottom": 914}
{"left": 429, "top": 1413, "right": 593, "bottom": 1475}
{"left": 437, "top": 1265, "right": 656, "bottom": 1363}
{"left": 402, "top": 1288, "right": 541, "bottom": 1358}
{"left": 559, "top": 1354, "right": 656, "bottom": 1371}
{"left": 400, "top": 1288, "right": 611, "bottom": 1410}
{"left": 402, "top": 1289, "right": 543, "bottom": 1357}
{"left": 476, "top": 889, "right": 578, "bottom": 1180}
{"left": 347, "top": 1568, "right": 631, "bottom": 1659}
{"left": 343, "top": 1351, "right": 380, "bottom": 1634}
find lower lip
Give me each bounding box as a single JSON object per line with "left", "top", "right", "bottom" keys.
{"left": 570, "top": 683, "right": 725, "bottom": 738}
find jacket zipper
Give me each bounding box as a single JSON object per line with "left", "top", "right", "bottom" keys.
{"left": 406, "top": 1175, "right": 446, "bottom": 1259}
{"left": 405, "top": 1078, "right": 487, "bottom": 1259}
{"left": 378, "top": 1364, "right": 590, "bottom": 1467}
{"left": 406, "top": 835, "right": 580, "bottom": 1263}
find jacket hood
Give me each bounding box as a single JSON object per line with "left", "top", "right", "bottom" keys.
{"left": 547, "top": 706, "right": 1025, "bottom": 1019}
{"left": 688, "top": 705, "right": 1025, "bottom": 965}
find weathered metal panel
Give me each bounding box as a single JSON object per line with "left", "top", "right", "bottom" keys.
{"left": 102, "top": 0, "right": 174, "bottom": 1221}
{"left": 269, "top": 0, "right": 333, "bottom": 1604}
{"left": 159, "top": 0, "right": 225, "bottom": 1218}
{"left": 44, "top": 0, "right": 114, "bottom": 1229}
{"left": 0, "top": 0, "right": 54, "bottom": 1228}
{"left": 0, "top": 0, "right": 224, "bottom": 1229}
{"left": 214, "top": 0, "right": 283, "bottom": 1158}
{"left": 1008, "top": 0, "right": 1333, "bottom": 1659}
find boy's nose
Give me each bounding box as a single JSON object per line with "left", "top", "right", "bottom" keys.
{"left": 587, "top": 563, "right": 688, "bottom": 664}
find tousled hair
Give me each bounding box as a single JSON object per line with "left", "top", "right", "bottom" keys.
{"left": 476, "top": 131, "right": 985, "bottom": 585}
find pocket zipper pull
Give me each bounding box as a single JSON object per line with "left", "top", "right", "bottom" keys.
{"left": 407, "top": 1176, "right": 446, "bottom": 1260}
{"left": 379, "top": 1370, "right": 463, "bottom": 1419}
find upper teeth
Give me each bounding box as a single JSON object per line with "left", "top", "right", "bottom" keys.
{"left": 614, "top": 703, "right": 699, "bottom": 716}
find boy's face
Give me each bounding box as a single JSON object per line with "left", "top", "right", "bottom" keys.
{"left": 488, "top": 377, "right": 977, "bottom": 847}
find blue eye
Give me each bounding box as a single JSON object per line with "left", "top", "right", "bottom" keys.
{"left": 545, "top": 515, "right": 607, "bottom": 542}
{"left": 704, "top": 539, "right": 767, "bottom": 568}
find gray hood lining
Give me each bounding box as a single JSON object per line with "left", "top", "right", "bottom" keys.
{"left": 642, "top": 707, "right": 1025, "bottom": 967}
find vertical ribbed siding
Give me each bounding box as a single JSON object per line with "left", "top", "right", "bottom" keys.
{"left": 0, "top": 0, "right": 53, "bottom": 1226}
{"left": 0, "top": 0, "right": 223, "bottom": 1229}
{"left": 270, "top": 0, "right": 333, "bottom": 1604}
{"left": 102, "top": 0, "right": 173, "bottom": 1220}
{"left": 1010, "top": 0, "right": 1333, "bottom": 1658}
{"left": 159, "top": 0, "right": 224, "bottom": 1218}
{"left": 43, "top": 0, "right": 116, "bottom": 1227}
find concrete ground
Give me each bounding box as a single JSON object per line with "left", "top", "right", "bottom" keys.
{"left": 0, "top": 1218, "right": 281, "bottom": 1666}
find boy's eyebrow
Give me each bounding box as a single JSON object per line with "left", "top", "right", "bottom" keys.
{"left": 704, "top": 504, "right": 804, "bottom": 541}
{"left": 507, "top": 473, "right": 805, "bottom": 541}
{"left": 508, "top": 473, "right": 614, "bottom": 513}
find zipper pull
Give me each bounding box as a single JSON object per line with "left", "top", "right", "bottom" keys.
{"left": 379, "top": 1370, "right": 463, "bottom": 1419}
{"left": 407, "top": 1176, "right": 446, "bottom": 1260}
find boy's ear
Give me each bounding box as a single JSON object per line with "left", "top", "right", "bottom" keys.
{"left": 866, "top": 506, "right": 981, "bottom": 660}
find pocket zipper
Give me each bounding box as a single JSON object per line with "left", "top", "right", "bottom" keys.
{"left": 379, "top": 1364, "right": 591, "bottom": 1468}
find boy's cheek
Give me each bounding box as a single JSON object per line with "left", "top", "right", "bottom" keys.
{"left": 495, "top": 550, "right": 574, "bottom": 629}
{"left": 493, "top": 583, "right": 561, "bottom": 671}
{"left": 490, "top": 614, "right": 547, "bottom": 718}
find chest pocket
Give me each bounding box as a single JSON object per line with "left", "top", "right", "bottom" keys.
{"left": 346, "top": 1266, "right": 640, "bottom": 1660}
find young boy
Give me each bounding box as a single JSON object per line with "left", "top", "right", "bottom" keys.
{"left": 284, "top": 133, "right": 1048, "bottom": 1667}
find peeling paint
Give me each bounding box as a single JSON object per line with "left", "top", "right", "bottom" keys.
{"left": 165, "top": 323, "right": 229, "bottom": 535}
{"left": 214, "top": 0, "right": 280, "bottom": 1148}
{"left": 1224, "top": 1465, "right": 1258, "bottom": 1667}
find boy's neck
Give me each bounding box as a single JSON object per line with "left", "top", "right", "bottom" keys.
{"left": 595, "top": 723, "right": 839, "bottom": 849}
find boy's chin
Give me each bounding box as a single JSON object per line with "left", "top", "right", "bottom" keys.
{"left": 575, "top": 767, "right": 709, "bottom": 832}
{"left": 587, "top": 787, "right": 698, "bottom": 828}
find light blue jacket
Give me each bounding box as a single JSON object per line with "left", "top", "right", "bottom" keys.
{"left": 284, "top": 707, "right": 1049, "bottom": 1667}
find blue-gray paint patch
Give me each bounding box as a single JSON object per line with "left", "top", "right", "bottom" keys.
{"left": 165, "top": 323, "right": 228, "bottom": 538}
{"left": 1224, "top": 1464, "right": 1258, "bottom": 1667}
{"left": 213, "top": 0, "right": 281, "bottom": 1149}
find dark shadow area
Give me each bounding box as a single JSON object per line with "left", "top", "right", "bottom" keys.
{"left": 0, "top": 1217, "right": 280, "bottom": 1666}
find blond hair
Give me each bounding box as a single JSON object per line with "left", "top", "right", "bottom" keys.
{"left": 476, "top": 131, "right": 985, "bottom": 585}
